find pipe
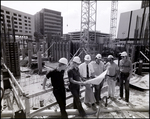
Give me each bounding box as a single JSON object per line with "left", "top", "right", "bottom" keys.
{"left": 3, "top": 64, "right": 25, "bottom": 95}
{"left": 1, "top": 110, "right": 13, "bottom": 117}
{"left": 30, "top": 109, "right": 96, "bottom": 117}
{"left": 1, "top": 106, "right": 148, "bottom": 118}
{"left": 30, "top": 105, "right": 149, "bottom": 117}
{"left": 98, "top": 105, "right": 149, "bottom": 113}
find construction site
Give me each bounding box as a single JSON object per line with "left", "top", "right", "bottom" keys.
{"left": 1, "top": 1, "right": 149, "bottom": 118}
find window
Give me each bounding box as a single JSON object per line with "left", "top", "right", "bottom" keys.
{"left": 28, "top": 17, "right": 31, "bottom": 19}
{"left": 15, "top": 26, "right": 18, "bottom": 28}
{"left": 19, "top": 18, "right": 22, "bottom": 21}
{"left": 14, "top": 21, "right": 17, "bottom": 24}
{"left": 28, "top": 21, "right": 31, "bottom": 23}
{"left": 1, "top": 10, "right": 4, "bottom": 13}
{"left": 13, "top": 13, "right": 17, "bottom": 16}
{"left": 19, "top": 26, "right": 22, "bottom": 28}
{"left": 25, "top": 31, "right": 28, "bottom": 33}
{"left": 18, "top": 14, "right": 21, "bottom": 17}
{"left": 24, "top": 16, "right": 27, "bottom": 19}
{"left": 25, "top": 27, "right": 28, "bottom": 29}
{"left": 7, "top": 20, "right": 11, "bottom": 23}
{"left": 7, "top": 24, "right": 11, "bottom": 27}
{"left": 6, "top": 16, "right": 10, "bottom": 19}
{"left": 29, "top": 31, "right": 31, "bottom": 33}
{"left": 24, "top": 20, "right": 27, "bottom": 22}
{"left": 28, "top": 24, "right": 31, "bottom": 26}
{"left": 14, "top": 17, "right": 17, "bottom": 20}
{"left": 6, "top": 11, "right": 10, "bottom": 14}
{"left": 25, "top": 24, "right": 27, "bottom": 26}
{"left": 15, "top": 30, "right": 18, "bottom": 32}
{"left": 19, "top": 30, "right": 22, "bottom": 32}
{"left": 19, "top": 22, "right": 22, "bottom": 25}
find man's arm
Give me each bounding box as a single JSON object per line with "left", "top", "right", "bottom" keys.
{"left": 43, "top": 77, "right": 47, "bottom": 90}
{"left": 69, "top": 77, "right": 84, "bottom": 85}
{"left": 128, "top": 60, "right": 133, "bottom": 79}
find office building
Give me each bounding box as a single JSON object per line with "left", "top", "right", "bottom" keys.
{"left": 141, "top": 0, "right": 149, "bottom": 8}
{"left": 1, "top": 5, "right": 34, "bottom": 39}
{"left": 34, "top": 8, "right": 63, "bottom": 39}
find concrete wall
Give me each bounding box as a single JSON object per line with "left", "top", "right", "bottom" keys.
{"left": 117, "top": 7, "right": 149, "bottom": 39}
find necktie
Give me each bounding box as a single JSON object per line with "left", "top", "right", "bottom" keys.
{"left": 86, "top": 64, "right": 89, "bottom": 78}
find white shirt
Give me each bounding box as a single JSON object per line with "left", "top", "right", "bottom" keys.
{"left": 106, "top": 62, "right": 119, "bottom": 76}
{"left": 78, "top": 62, "right": 94, "bottom": 78}
{"left": 90, "top": 61, "right": 105, "bottom": 76}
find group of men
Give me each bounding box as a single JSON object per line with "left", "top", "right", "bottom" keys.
{"left": 42, "top": 51, "right": 132, "bottom": 118}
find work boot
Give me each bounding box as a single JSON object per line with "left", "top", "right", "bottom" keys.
{"left": 84, "top": 102, "right": 91, "bottom": 107}
{"left": 91, "top": 103, "right": 97, "bottom": 111}
{"left": 118, "top": 97, "right": 123, "bottom": 100}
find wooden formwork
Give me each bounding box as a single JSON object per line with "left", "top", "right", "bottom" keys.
{"left": 49, "top": 40, "right": 71, "bottom": 62}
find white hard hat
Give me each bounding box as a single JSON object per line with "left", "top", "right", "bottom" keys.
{"left": 73, "top": 56, "right": 81, "bottom": 64}
{"left": 84, "top": 54, "right": 91, "bottom": 61}
{"left": 120, "top": 51, "right": 127, "bottom": 56}
{"left": 108, "top": 55, "right": 114, "bottom": 59}
{"left": 58, "top": 57, "right": 68, "bottom": 65}
{"left": 95, "top": 54, "right": 102, "bottom": 59}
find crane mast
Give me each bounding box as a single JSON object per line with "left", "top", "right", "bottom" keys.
{"left": 80, "top": 0, "right": 97, "bottom": 56}
{"left": 110, "top": 1, "right": 118, "bottom": 41}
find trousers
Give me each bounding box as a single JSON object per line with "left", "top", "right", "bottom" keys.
{"left": 53, "top": 88, "right": 68, "bottom": 118}
{"left": 107, "top": 77, "right": 116, "bottom": 98}
{"left": 120, "top": 72, "right": 130, "bottom": 102}
{"left": 84, "top": 84, "right": 96, "bottom": 104}
{"left": 69, "top": 86, "right": 86, "bottom": 117}
{"left": 94, "top": 78, "right": 105, "bottom": 102}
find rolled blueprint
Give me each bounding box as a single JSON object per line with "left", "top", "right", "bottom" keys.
{"left": 85, "top": 70, "right": 107, "bottom": 85}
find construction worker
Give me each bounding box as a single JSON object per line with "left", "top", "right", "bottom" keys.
{"left": 78, "top": 54, "right": 97, "bottom": 111}
{"left": 67, "top": 56, "right": 87, "bottom": 118}
{"left": 90, "top": 54, "right": 105, "bottom": 105}
{"left": 43, "top": 57, "right": 68, "bottom": 118}
{"left": 119, "top": 51, "right": 132, "bottom": 104}
{"left": 105, "top": 55, "right": 119, "bottom": 100}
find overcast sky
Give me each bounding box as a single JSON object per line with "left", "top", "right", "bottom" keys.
{"left": 1, "top": 1, "right": 142, "bottom": 35}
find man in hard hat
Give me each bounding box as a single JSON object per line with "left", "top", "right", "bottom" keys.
{"left": 119, "top": 51, "right": 132, "bottom": 104}
{"left": 79, "top": 54, "right": 97, "bottom": 111}
{"left": 67, "top": 56, "right": 87, "bottom": 118}
{"left": 43, "top": 57, "right": 68, "bottom": 118}
{"left": 89, "top": 54, "right": 105, "bottom": 105}
{"left": 105, "top": 55, "right": 119, "bottom": 100}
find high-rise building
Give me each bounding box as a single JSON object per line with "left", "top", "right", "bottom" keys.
{"left": 34, "top": 8, "right": 63, "bottom": 39}
{"left": 1, "top": 5, "right": 34, "bottom": 39}
{"left": 141, "top": 0, "right": 149, "bottom": 8}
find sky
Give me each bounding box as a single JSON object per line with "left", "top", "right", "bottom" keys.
{"left": 1, "top": 1, "right": 142, "bottom": 35}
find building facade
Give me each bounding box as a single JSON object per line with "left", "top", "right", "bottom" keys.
{"left": 34, "top": 8, "right": 63, "bottom": 39}
{"left": 141, "top": 0, "right": 149, "bottom": 8}
{"left": 1, "top": 5, "right": 34, "bottom": 39}
{"left": 117, "top": 6, "right": 149, "bottom": 43}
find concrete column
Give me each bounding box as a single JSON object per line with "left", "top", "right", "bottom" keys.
{"left": 43, "top": 42, "right": 46, "bottom": 57}
{"left": 37, "top": 51, "right": 42, "bottom": 74}
{"left": 137, "top": 60, "right": 143, "bottom": 75}
{"left": 28, "top": 41, "right": 32, "bottom": 67}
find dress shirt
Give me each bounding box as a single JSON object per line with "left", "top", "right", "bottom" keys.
{"left": 78, "top": 62, "right": 94, "bottom": 78}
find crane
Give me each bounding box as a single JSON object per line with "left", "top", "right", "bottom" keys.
{"left": 80, "top": 0, "right": 97, "bottom": 58}
{"left": 110, "top": 1, "right": 118, "bottom": 41}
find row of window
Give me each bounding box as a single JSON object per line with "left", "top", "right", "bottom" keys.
{"left": 1, "top": 27, "right": 32, "bottom": 33}
{"left": 1, "top": 9, "right": 31, "bottom": 19}
{"left": 2, "top": 14, "right": 31, "bottom": 23}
